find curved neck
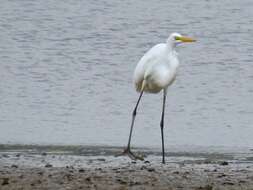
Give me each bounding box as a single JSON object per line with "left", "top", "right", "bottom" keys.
{"left": 166, "top": 38, "right": 176, "bottom": 52}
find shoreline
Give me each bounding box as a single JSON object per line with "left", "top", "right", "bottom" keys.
{"left": 1, "top": 146, "right": 253, "bottom": 189}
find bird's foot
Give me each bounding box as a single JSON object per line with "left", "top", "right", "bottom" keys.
{"left": 116, "top": 148, "right": 144, "bottom": 161}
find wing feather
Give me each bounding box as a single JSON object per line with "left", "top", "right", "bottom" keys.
{"left": 133, "top": 43, "right": 167, "bottom": 91}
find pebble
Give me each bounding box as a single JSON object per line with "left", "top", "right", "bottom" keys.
{"left": 45, "top": 163, "right": 53, "bottom": 168}
{"left": 66, "top": 166, "right": 74, "bottom": 169}
{"left": 129, "top": 181, "right": 141, "bottom": 186}
{"left": 2, "top": 154, "right": 9, "bottom": 158}
{"left": 38, "top": 171, "right": 43, "bottom": 176}
{"left": 204, "top": 159, "right": 212, "bottom": 164}
{"left": 116, "top": 179, "right": 127, "bottom": 185}
{"left": 11, "top": 164, "right": 18, "bottom": 168}
{"left": 147, "top": 168, "right": 155, "bottom": 172}
{"left": 198, "top": 184, "right": 213, "bottom": 190}
{"left": 97, "top": 158, "right": 106, "bottom": 162}
{"left": 2, "top": 178, "right": 9, "bottom": 185}
{"left": 217, "top": 174, "right": 226, "bottom": 178}
{"left": 78, "top": 168, "right": 85, "bottom": 173}
{"left": 41, "top": 152, "right": 47, "bottom": 156}
{"left": 220, "top": 161, "right": 229, "bottom": 166}
{"left": 223, "top": 181, "right": 234, "bottom": 185}
{"left": 65, "top": 174, "right": 74, "bottom": 181}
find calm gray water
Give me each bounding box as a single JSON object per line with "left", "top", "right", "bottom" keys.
{"left": 0, "top": 0, "right": 253, "bottom": 150}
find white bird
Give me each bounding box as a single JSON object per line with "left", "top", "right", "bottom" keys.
{"left": 122, "top": 33, "right": 196, "bottom": 164}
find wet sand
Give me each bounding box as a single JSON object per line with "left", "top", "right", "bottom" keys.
{"left": 1, "top": 146, "right": 253, "bottom": 190}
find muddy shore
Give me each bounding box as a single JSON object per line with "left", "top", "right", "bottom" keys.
{"left": 1, "top": 145, "right": 253, "bottom": 190}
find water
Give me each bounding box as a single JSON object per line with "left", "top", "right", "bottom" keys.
{"left": 0, "top": 0, "right": 253, "bottom": 150}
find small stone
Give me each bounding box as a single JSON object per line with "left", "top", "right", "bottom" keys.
{"left": 130, "top": 181, "right": 141, "bottom": 186}
{"left": 223, "top": 181, "right": 234, "bottom": 185}
{"left": 2, "top": 178, "right": 9, "bottom": 185}
{"left": 147, "top": 168, "right": 155, "bottom": 172}
{"left": 198, "top": 185, "right": 213, "bottom": 190}
{"left": 2, "top": 154, "right": 9, "bottom": 158}
{"left": 85, "top": 177, "right": 91, "bottom": 182}
{"left": 217, "top": 173, "right": 226, "bottom": 178}
{"left": 116, "top": 179, "right": 127, "bottom": 185}
{"left": 38, "top": 171, "right": 43, "bottom": 175}
{"left": 66, "top": 166, "right": 74, "bottom": 169}
{"left": 97, "top": 158, "right": 106, "bottom": 162}
{"left": 78, "top": 168, "right": 85, "bottom": 173}
{"left": 131, "top": 161, "right": 137, "bottom": 164}
{"left": 220, "top": 161, "right": 229, "bottom": 166}
{"left": 65, "top": 174, "right": 74, "bottom": 181}
{"left": 41, "top": 152, "right": 47, "bottom": 156}
{"left": 16, "top": 154, "right": 21, "bottom": 157}
{"left": 144, "top": 160, "right": 150, "bottom": 164}
{"left": 45, "top": 163, "right": 53, "bottom": 168}
{"left": 204, "top": 159, "right": 212, "bottom": 164}
{"left": 11, "top": 164, "right": 18, "bottom": 168}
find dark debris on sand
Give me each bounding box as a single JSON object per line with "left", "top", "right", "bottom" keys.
{"left": 0, "top": 163, "right": 253, "bottom": 190}
{"left": 1, "top": 151, "right": 253, "bottom": 190}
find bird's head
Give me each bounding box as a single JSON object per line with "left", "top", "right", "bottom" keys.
{"left": 167, "top": 33, "right": 196, "bottom": 49}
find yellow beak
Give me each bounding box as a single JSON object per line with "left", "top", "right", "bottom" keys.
{"left": 176, "top": 36, "right": 196, "bottom": 43}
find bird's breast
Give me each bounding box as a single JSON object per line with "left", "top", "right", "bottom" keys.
{"left": 143, "top": 62, "right": 178, "bottom": 93}
{"left": 133, "top": 45, "right": 179, "bottom": 93}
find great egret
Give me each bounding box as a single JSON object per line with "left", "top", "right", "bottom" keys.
{"left": 122, "top": 33, "right": 196, "bottom": 164}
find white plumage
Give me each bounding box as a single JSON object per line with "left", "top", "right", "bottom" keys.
{"left": 133, "top": 43, "right": 178, "bottom": 93}
{"left": 121, "top": 32, "right": 196, "bottom": 164}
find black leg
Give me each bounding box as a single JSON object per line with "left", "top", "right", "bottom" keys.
{"left": 117, "top": 90, "right": 144, "bottom": 160}
{"left": 160, "top": 90, "right": 166, "bottom": 164}
{"left": 127, "top": 90, "right": 144, "bottom": 149}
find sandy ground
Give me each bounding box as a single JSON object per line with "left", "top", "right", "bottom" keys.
{"left": 1, "top": 146, "right": 253, "bottom": 190}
